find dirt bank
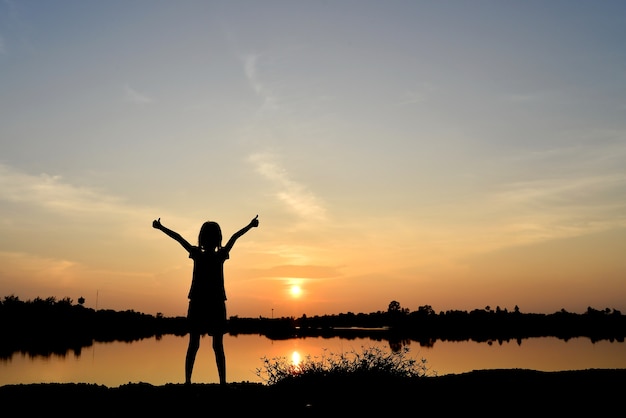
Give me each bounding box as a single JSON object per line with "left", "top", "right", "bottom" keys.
{"left": 2, "top": 368, "right": 624, "bottom": 415}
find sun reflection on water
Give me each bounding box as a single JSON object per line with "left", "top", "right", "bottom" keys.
{"left": 291, "top": 351, "right": 302, "bottom": 372}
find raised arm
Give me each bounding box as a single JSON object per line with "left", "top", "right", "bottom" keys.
{"left": 152, "top": 218, "right": 194, "bottom": 252}
{"left": 224, "top": 215, "right": 259, "bottom": 252}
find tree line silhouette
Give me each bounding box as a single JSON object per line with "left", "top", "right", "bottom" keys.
{"left": 1, "top": 295, "right": 624, "bottom": 359}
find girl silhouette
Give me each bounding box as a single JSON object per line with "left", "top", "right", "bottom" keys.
{"left": 153, "top": 215, "right": 259, "bottom": 385}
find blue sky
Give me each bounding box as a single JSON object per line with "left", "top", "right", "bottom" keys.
{"left": 1, "top": 1, "right": 625, "bottom": 317}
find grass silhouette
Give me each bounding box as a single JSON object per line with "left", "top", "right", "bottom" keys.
{"left": 256, "top": 345, "right": 433, "bottom": 386}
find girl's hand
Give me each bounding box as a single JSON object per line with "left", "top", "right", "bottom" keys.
{"left": 152, "top": 218, "right": 161, "bottom": 229}
{"left": 250, "top": 215, "right": 259, "bottom": 227}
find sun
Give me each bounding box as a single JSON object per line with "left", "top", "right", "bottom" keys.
{"left": 289, "top": 285, "right": 303, "bottom": 298}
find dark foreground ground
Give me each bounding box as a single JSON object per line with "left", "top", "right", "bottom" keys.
{"left": 2, "top": 369, "right": 624, "bottom": 416}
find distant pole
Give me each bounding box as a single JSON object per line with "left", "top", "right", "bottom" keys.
{"left": 272, "top": 308, "right": 274, "bottom": 319}
{"left": 96, "top": 290, "right": 99, "bottom": 311}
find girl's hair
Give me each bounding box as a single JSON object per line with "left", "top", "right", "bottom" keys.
{"left": 198, "top": 221, "right": 222, "bottom": 250}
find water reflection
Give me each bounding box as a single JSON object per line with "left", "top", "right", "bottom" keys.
{"left": 1, "top": 334, "right": 625, "bottom": 387}
{"left": 291, "top": 351, "right": 302, "bottom": 368}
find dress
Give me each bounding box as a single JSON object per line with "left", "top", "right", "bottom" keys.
{"left": 186, "top": 246, "right": 229, "bottom": 335}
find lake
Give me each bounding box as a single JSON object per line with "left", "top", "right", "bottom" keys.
{"left": 1, "top": 334, "right": 624, "bottom": 387}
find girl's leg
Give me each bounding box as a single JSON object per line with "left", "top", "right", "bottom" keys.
{"left": 213, "top": 333, "right": 226, "bottom": 385}
{"left": 185, "top": 332, "right": 200, "bottom": 384}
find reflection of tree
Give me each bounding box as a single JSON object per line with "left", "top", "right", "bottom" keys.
{"left": 388, "top": 337, "right": 412, "bottom": 353}
{"left": 389, "top": 338, "right": 402, "bottom": 353}
{"left": 2, "top": 296, "right": 625, "bottom": 360}
{"left": 0, "top": 295, "right": 187, "bottom": 359}
{"left": 417, "top": 338, "right": 435, "bottom": 348}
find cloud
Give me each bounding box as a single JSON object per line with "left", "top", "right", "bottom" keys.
{"left": 242, "top": 53, "right": 262, "bottom": 95}
{"left": 250, "top": 264, "right": 341, "bottom": 279}
{"left": 0, "top": 251, "right": 79, "bottom": 285}
{"left": 397, "top": 83, "right": 436, "bottom": 105}
{"left": 248, "top": 153, "right": 327, "bottom": 221}
{"left": 241, "top": 53, "right": 279, "bottom": 112}
{"left": 495, "top": 172, "right": 626, "bottom": 226}
{"left": 0, "top": 163, "right": 131, "bottom": 216}
{"left": 124, "top": 84, "right": 153, "bottom": 104}
{"left": 506, "top": 93, "right": 543, "bottom": 103}
{"left": 0, "top": 165, "right": 161, "bottom": 239}
{"left": 486, "top": 139, "right": 626, "bottom": 244}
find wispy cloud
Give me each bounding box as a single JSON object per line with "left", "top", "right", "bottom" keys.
{"left": 0, "top": 163, "right": 129, "bottom": 216}
{"left": 124, "top": 84, "right": 153, "bottom": 104}
{"left": 495, "top": 173, "right": 626, "bottom": 216}
{"left": 241, "top": 53, "right": 280, "bottom": 112}
{"left": 504, "top": 88, "right": 561, "bottom": 104}
{"left": 506, "top": 93, "right": 543, "bottom": 103}
{"left": 251, "top": 264, "right": 341, "bottom": 279}
{"left": 487, "top": 138, "right": 626, "bottom": 244}
{"left": 248, "top": 152, "right": 327, "bottom": 222}
{"left": 0, "top": 250, "right": 79, "bottom": 285}
{"left": 242, "top": 53, "right": 263, "bottom": 95}
{"left": 397, "top": 83, "right": 435, "bottom": 105}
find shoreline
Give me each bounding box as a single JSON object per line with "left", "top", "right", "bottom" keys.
{"left": 2, "top": 368, "right": 624, "bottom": 414}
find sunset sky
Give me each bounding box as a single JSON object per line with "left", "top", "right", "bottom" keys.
{"left": 1, "top": 1, "right": 625, "bottom": 319}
